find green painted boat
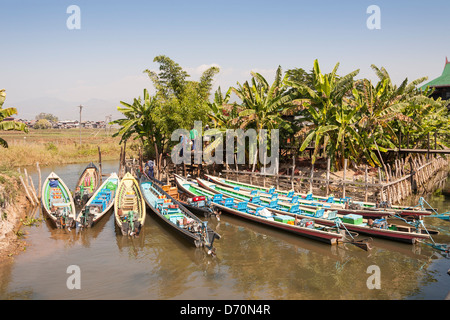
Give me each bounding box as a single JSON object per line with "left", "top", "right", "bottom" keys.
{"left": 204, "top": 174, "right": 432, "bottom": 219}
{"left": 41, "top": 172, "right": 77, "bottom": 229}
{"left": 77, "top": 172, "right": 119, "bottom": 228}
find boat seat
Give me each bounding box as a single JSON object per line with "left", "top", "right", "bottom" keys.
{"left": 291, "top": 196, "right": 299, "bottom": 204}
{"left": 314, "top": 208, "right": 325, "bottom": 218}
{"left": 212, "top": 194, "right": 223, "bottom": 203}
{"left": 305, "top": 193, "right": 313, "bottom": 201}
{"left": 224, "top": 198, "right": 234, "bottom": 207}
{"left": 250, "top": 196, "right": 261, "bottom": 205}
{"left": 268, "top": 200, "right": 278, "bottom": 209}
{"left": 287, "top": 191, "right": 294, "bottom": 198}
{"left": 327, "top": 210, "right": 338, "bottom": 220}
{"left": 254, "top": 206, "right": 263, "bottom": 215}
{"left": 289, "top": 204, "right": 300, "bottom": 213}
{"left": 235, "top": 201, "right": 248, "bottom": 212}
{"left": 268, "top": 187, "right": 275, "bottom": 195}
{"left": 250, "top": 190, "right": 258, "bottom": 196}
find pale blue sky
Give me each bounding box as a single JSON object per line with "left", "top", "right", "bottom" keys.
{"left": 1, "top": 0, "right": 450, "bottom": 119}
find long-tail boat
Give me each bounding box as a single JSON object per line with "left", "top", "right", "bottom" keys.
{"left": 41, "top": 172, "right": 77, "bottom": 229}
{"left": 140, "top": 176, "right": 220, "bottom": 255}
{"left": 74, "top": 162, "right": 100, "bottom": 206}
{"left": 77, "top": 172, "right": 119, "bottom": 228}
{"left": 196, "top": 177, "right": 438, "bottom": 245}
{"left": 114, "top": 172, "right": 146, "bottom": 236}
{"left": 204, "top": 174, "right": 431, "bottom": 219}
{"left": 175, "top": 175, "right": 346, "bottom": 246}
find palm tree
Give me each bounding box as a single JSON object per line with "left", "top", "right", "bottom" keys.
{"left": 111, "top": 88, "right": 163, "bottom": 170}
{"left": 0, "top": 89, "right": 28, "bottom": 148}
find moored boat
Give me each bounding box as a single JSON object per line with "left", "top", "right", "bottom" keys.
{"left": 204, "top": 174, "right": 431, "bottom": 219}
{"left": 196, "top": 177, "right": 437, "bottom": 244}
{"left": 114, "top": 172, "right": 146, "bottom": 236}
{"left": 41, "top": 172, "right": 77, "bottom": 229}
{"left": 74, "top": 162, "right": 100, "bottom": 206}
{"left": 146, "top": 173, "right": 218, "bottom": 219}
{"left": 77, "top": 172, "right": 119, "bottom": 228}
{"left": 140, "top": 176, "right": 220, "bottom": 254}
{"left": 175, "top": 175, "right": 345, "bottom": 245}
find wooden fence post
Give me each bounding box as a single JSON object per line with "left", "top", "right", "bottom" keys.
{"left": 364, "top": 164, "right": 368, "bottom": 202}
{"left": 36, "top": 162, "right": 42, "bottom": 200}
{"left": 326, "top": 158, "right": 330, "bottom": 196}
{"left": 342, "top": 159, "right": 347, "bottom": 199}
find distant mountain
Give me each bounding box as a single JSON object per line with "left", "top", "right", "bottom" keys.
{"left": 4, "top": 97, "right": 123, "bottom": 121}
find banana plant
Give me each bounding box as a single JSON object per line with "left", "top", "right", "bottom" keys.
{"left": 0, "top": 89, "right": 28, "bottom": 148}
{"left": 231, "top": 66, "right": 293, "bottom": 171}
{"left": 286, "top": 59, "right": 360, "bottom": 169}
{"left": 111, "top": 88, "right": 164, "bottom": 165}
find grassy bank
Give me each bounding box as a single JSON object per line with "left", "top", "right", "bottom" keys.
{"left": 0, "top": 128, "right": 139, "bottom": 167}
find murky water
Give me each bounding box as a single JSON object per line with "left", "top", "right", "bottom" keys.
{"left": 0, "top": 161, "right": 449, "bottom": 300}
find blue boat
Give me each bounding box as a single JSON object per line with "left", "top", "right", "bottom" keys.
{"left": 175, "top": 175, "right": 346, "bottom": 246}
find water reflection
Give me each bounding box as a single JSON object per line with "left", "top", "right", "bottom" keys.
{"left": 0, "top": 161, "right": 449, "bottom": 300}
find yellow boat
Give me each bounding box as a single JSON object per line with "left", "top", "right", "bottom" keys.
{"left": 114, "top": 172, "right": 146, "bottom": 236}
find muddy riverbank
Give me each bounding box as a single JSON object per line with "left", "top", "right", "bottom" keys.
{"left": 0, "top": 173, "right": 32, "bottom": 260}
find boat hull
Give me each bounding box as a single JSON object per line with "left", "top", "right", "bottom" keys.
{"left": 140, "top": 177, "right": 220, "bottom": 250}
{"left": 195, "top": 177, "right": 433, "bottom": 245}
{"left": 175, "top": 176, "right": 343, "bottom": 245}
{"left": 205, "top": 174, "right": 431, "bottom": 219}
{"left": 41, "top": 172, "right": 77, "bottom": 229}
{"left": 114, "top": 173, "right": 146, "bottom": 236}
{"left": 77, "top": 173, "right": 119, "bottom": 228}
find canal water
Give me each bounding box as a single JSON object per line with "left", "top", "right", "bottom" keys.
{"left": 0, "top": 161, "right": 449, "bottom": 300}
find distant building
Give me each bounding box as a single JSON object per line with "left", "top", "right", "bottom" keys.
{"left": 420, "top": 57, "right": 450, "bottom": 106}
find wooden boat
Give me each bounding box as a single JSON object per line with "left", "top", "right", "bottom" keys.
{"left": 143, "top": 173, "right": 217, "bottom": 218}
{"left": 140, "top": 176, "right": 220, "bottom": 254}
{"left": 196, "top": 177, "right": 438, "bottom": 244}
{"left": 175, "top": 175, "right": 345, "bottom": 245}
{"left": 204, "top": 174, "right": 431, "bottom": 219}
{"left": 74, "top": 162, "right": 100, "bottom": 206}
{"left": 114, "top": 172, "right": 146, "bottom": 236}
{"left": 41, "top": 172, "right": 77, "bottom": 229}
{"left": 77, "top": 172, "right": 119, "bottom": 228}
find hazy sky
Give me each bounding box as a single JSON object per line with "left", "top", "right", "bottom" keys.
{"left": 1, "top": 0, "right": 450, "bottom": 118}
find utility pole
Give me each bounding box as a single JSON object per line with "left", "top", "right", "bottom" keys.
{"left": 105, "top": 114, "right": 112, "bottom": 135}
{"left": 77, "top": 105, "right": 84, "bottom": 146}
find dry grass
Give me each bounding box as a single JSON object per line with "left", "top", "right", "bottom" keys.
{"left": 0, "top": 128, "right": 139, "bottom": 167}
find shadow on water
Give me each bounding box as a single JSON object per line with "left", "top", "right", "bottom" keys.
{"left": 0, "top": 161, "right": 449, "bottom": 300}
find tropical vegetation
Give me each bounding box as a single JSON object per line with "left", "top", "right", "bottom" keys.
{"left": 112, "top": 56, "right": 450, "bottom": 173}
{"left": 0, "top": 89, "right": 28, "bottom": 148}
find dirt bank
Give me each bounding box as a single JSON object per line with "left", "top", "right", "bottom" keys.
{"left": 0, "top": 173, "right": 32, "bottom": 260}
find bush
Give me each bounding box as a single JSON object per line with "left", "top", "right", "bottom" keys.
{"left": 34, "top": 119, "right": 51, "bottom": 129}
